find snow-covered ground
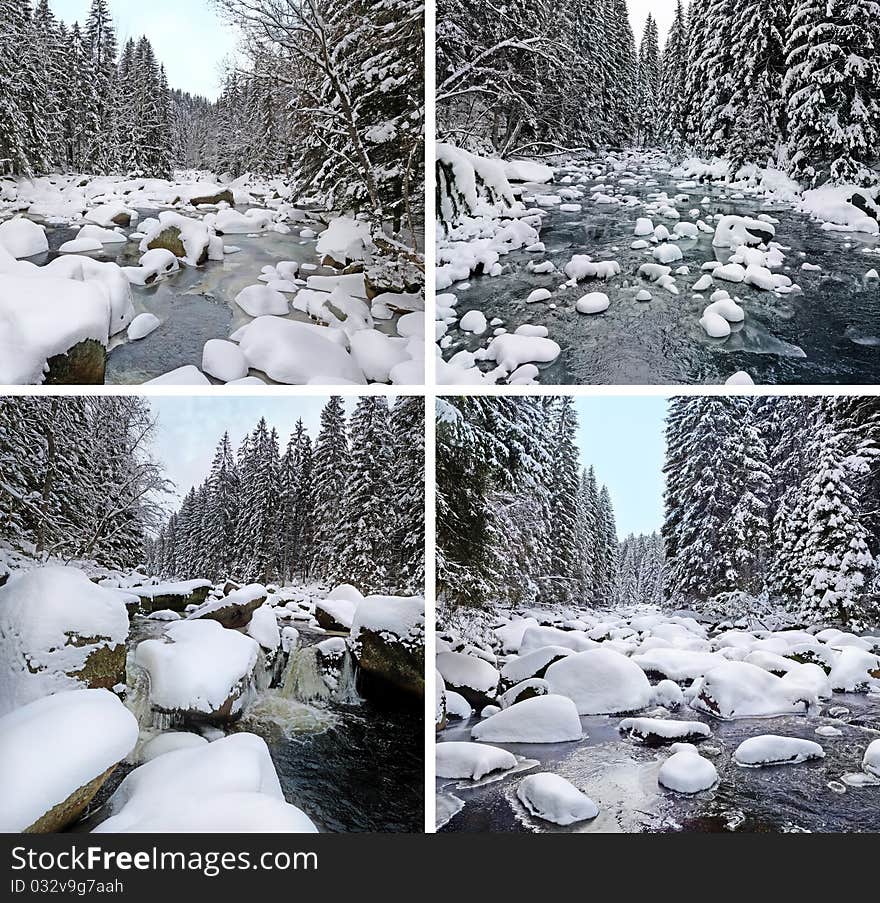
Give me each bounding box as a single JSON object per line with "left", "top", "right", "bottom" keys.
{"left": 437, "top": 605, "right": 880, "bottom": 832}
{"left": 0, "top": 171, "right": 424, "bottom": 385}
{"left": 0, "top": 545, "right": 424, "bottom": 833}
{"left": 436, "top": 147, "right": 880, "bottom": 385}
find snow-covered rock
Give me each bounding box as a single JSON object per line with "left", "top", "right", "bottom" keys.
{"left": 618, "top": 717, "right": 711, "bottom": 743}
{"left": 545, "top": 648, "right": 653, "bottom": 715}
{"left": 437, "top": 651, "right": 500, "bottom": 705}
{"left": 733, "top": 735, "right": 825, "bottom": 767}
{"left": 436, "top": 742, "right": 517, "bottom": 781}
{"left": 127, "top": 313, "right": 161, "bottom": 341}
{"left": 863, "top": 739, "right": 880, "bottom": 778}
{"left": 315, "top": 216, "right": 372, "bottom": 264}
{"left": 712, "top": 215, "right": 775, "bottom": 249}
{"left": 828, "top": 647, "right": 880, "bottom": 692}
{"left": 0, "top": 217, "right": 49, "bottom": 258}
{"left": 140, "top": 732, "right": 208, "bottom": 763}
{"left": 202, "top": 339, "right": 248, "bottom": 382}
{"left": 657, "top": 743, "right": 718, "bottom": 794}
{"left": 690, "top": 661, "right": 815, "bottom": 720}
{"left": 576, "top": 291, "right": 610, "bottom": 314}
{"left": 93, "top": 733, "right": 317, "bottom": 833}
{"left": 500, "top": 645, "right": 572, "bottom": 685}
{"left": 519, "top": 625, "right": 596, "bottom": 655}
{"left": 471, "top": 694, "right": 582, "bottom": 744}
{"left": 234, "top": 285, "right": 289, "bottom": 318}
{"left": 0, "top": 688, "right": 138, "bottom": 832}
{"left": 0, "top": 566, "right": 131, "bottom": 714}
{"left": 516, "top": 773, "right": 598, "bottom": 825}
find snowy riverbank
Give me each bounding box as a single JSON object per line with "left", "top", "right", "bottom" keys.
{"left": 436, "top": 606, "right": 880, "bottom": 832}
{"left": 436, "top": 147, "right": 880, "bottom": 385}
{"left": 0, "top": 171, "right": 424, "bottom": 386}
{"left": 0, "top": 548, "right": 424, "bottom": 833}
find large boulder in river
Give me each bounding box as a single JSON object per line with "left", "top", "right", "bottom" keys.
{"left": 186, "top": 584, "right": 267, "bottom": 629}
{"left": 44, "top": 339, "right": 106, "bottom": 385}
{"left": 315, "top": 585, "right": 364, "bottom": 632}
{"left": 0, "top": 566, "right": 132, "bottom": 715}
{"left": 135, "top": 619, "right": 260, "bottom": 725}
{"left": 134, "top": 579, "right": 212, "bottom": 614}
{"left": 0, "top": 688, "right": 139, "bottom": 832}
{"left": 349, "top": 595, "right": 425, "bottom": 703}
{"left": 436, "top": 650, "right": 500, "bottom": 709}
{"left": 188, "top": 189, "right": 235, "bottom": 207}
{"left": 148, "top": 226, "right": 205, "bottom": 264}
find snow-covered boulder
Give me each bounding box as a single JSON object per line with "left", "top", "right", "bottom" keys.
{"left": 134, "top": 579, "right": 212, "bottom": 614}
{"left": 85, "top": 203, "right": 138, "bottom": 229}
{"left": 863, "top": 739, "right": 880, "bottom": 778}
{"left": 0, "top": 566, "right": 131, "bottom": 714}
{"left": 141, "top": 212, "right": 212, "bottom": 266}
{"left": 246, "top": 604, "right": 281, "bottom": 652}
{"left": 733, "top": 735, "right": 825, "bottom": 767}
{"left": 516, "top": 773, "right": 598, "bottom": 825}
{"left": 234, "top": 284, "right": 289, "bottom": 317}
{"left": 500, "top": 645, "right": 572, "bottom": 687}
{"left": 445, "top": 690, "right": 473, "bottom": 721}
{"left": 827, "top": 647, "right": 880, "bottom": 693}
{"left": 519, "top": 625, "right": 597, "bottom": 655}
{"left": 127, "top": 312, "right": 161, "bottom": 342}
{"left": 689, "top": 661, "right": 815, "bottom": 720}
{"left": 135, "top": 619, "right": 260, "bottom": 724}
{"left": 0, "top": 217, "right": 49, "bottom": 258}
{"left": 122, "top": 248, "right": 179, "bottom": 286}
{"left": 350, "top": 595, "right": 425, "bottom": 699}
{"left": 499, "top": 678, "right": 550, "bottom": 709}
{"left": 712, "top": 215, "right": 775, "bottom": 249}
{"left": 436, "top": 741, "right": 517, "bottom": 781}
{"left": 93, "top": 733, "right": 317, "bottom": 833}
{"left": 545, "top": 648, "right": 653, "bottom": 715}
{"left": 657, "top": 743, "right": 718, "bottom": 794}
{"left": 187, "top": 584, "right": 267, "bottom": 630}
{"left": 236, "top": 317, "right": 366, "bottom": 385}
{"left": 632, "top": 648, "right": 726, "bottom": 682}
{"left": 316, "top": 216, "right": 372, "bottom": 266}
{"left": 140, "top": 731, "right": 208, "bottom": 763}
{"left": 618, "top": 717, "right": 711, "bottom": 744}
{"left": 315, "top": 591, "right": 361, "bottom": 632}
{"left": 437, "top": 651, "right": 500, "bottom": 707}
{"left": 471, "top": 694, "right": 582, "bottom": 744}
{"left": 493, "top": 617, "right": 539, "bottom": 654}
{"left": 202, "top": 339, "right": 248, "bottom": 382}
{"left": 0, "top": 689, "right": 138, "bottom": 832}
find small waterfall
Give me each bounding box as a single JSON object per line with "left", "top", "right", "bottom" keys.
{"left": 280, "top": 646, "right": 332, "bottom": 705}
{"left": 332, "top": 652, "right": 362, "bottom": 705}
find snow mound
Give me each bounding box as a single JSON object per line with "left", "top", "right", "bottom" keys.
{"left": 94, "top": 733, "right": 317, "bottom": 833}
{"left": 519, "top": 625, "right": 596, "bottom": 655}
{"left": 315, "top": 217, "right": 372, "bottom": 264}
{"left": 134, "top": 620, "right": 259, "bottom": 716}
{"left": 545, "top": 648, "right": 652, "bottom": 715}
{"left": 471, "top": 694, "right": 582, "bottom": 744}
{"left": 0, "top": 217, "right": 49, "bottom": 258}
{"left": 712, "top": 215, "right": 775, "bottom": 249}
{"left": 235, "top": 285, "right": 289, "bottom": 317}
{"left": 658, "top": 743, "right": 718, "bottom": 794}
{"left": 0, "top": 566, "right": 130, "bottom": 714}
{"left": 140, "top": 732, "right": 208, "bottom": 763}
{"left": 864, "top": 739, "right": 880, "bottom": 778}
{"left": 618, "top": 717, "right": 711, "bottom": 743}
{"left": 436, "top": 741, "right": 517, "bottom": 781}
{"left": 437, "top": 652, "right": 500, "bottom": 696}
{"left": 690, "top": 661, "right": 814, "bottom": 720}
{"left": 733, "top": 735, "right": 825, "bottom": 767}
{"left": 516, "top": 773, "right": 598, "bottom": 825}
{"left": 500, "top": 645, "right": 572, "bottom": 685}
{"left": 0, "top": 688, "right": 138, "bottom": 832}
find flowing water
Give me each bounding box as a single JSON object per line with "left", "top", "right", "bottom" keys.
{"left": 82, "top": 615, "right": 422, "bottom": 833}
{"left": 438, "top": 694, "right": 880, "bottom": 833}
{"left": 442, "top": 160, "right": 880, "bottom": 384}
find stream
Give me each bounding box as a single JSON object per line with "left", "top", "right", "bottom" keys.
{"left": 442, "top": 160, "right": 880, "bottom": 384}
{"left": 438, "top": 694, "right": 880, "bottom": 833}
{"left": 80, "top": 616, "right": 423, "bottom": 834}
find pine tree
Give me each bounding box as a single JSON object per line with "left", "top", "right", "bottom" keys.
{"left": 310, "top": 397, "right": 350, "bottom": 580}
{"left": 84, "top": 0, "right": 118, "bottom": 173}
{"left": 636, "top": 14, "right": 661, "bottom": 146}
{"left": 390, "top": 397, "right": 425, "bottom": 594}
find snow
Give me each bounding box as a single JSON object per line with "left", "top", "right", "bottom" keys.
{"left": 476, "top": 333, "right": 561, "bottom": 373}
{"left": 526, "top": 289, "right": 552, "bottom": 303}
{"left": 0, "top": 275, "right": 111, "bottom": 384}
{"left": 516, "top": 773, "right": 598, "bottom": 825}
{"left": 690, "top": 661, "right": 815, "bottom": 720}
{"left": 140, "top": 732, "right": 208, "bottom": 763}
{"left": 60, "top": 237, "right": 103, "bottom": 254}
{"left": 94, "top": 733, "right": 317, "bottom": 833}
{"left": 618, "top": 717, "right": 711, "bottom": 742}
{"left": 0, "top": 217, "right": 49, "bottom": 258}
{"left": 145, "top": 365, "right": 211, "bottom": 385}
{"left": 652, "top": 679, "right": 684, "bottom": 708}
{"left": 316, "top": 597, "right": 359, "bottom": 630}
{"left": 134, "top": 580, "right": 212, "bottom": 600}
{"left": 139, "top": 212, "right": 211, "bottom": 266}
{"left": 494, "top": 618, "right": 539, "bottom": 653}
{"left": 127, "top": 313, "right": 161, "bottom": 341}
{"left": 632, "top": 648, "right": 726, "bottom": 681}
{"left": 657, "top": 743, "right": 718, "bottom": 794}
{"left": 500, "top": 645, "right": 572, "bottom": 685}
{"left": 471, "top": 694, "right": 583, "bottom": 744}
{"left": 134, "top": 619, "right": 259, "bottom": 715}
{"left": 828, "top": 647, "right": 880, "bottom": 692}
{"left": 436, "top": 742, "right": 517, "bottom": 781}
{"left": 236, "top": 317, "right": 366, "bottom": 385}
{"left": 315, "top": 217, "right": 372, "bottom": 263}
{"left": 0, "top": 566, "right": 130, "bottom": 714}
{"left": 350, "top": 594, "right": 424, "bottom": 645}
{"left": 459, "top": 310, "right": 487, "bottom": 334}
{"left": 122, "top": 249, "right": 179, "bottom": 286}
{"left": 733, "top": 735, "right": 825, "bottom": 767}
{"left": 505, "top": 160, "right": 554, "bottom": 183}
{"left": 576, "top": 292, "right": 610, "bottom": 314}
{"left": 797, "top": 185, "right": 880, "bottom": 236}
{"left": 437, "top": 652, "right": 500, "bottom": 696}
{"left": 234, "top": 285, "right": 289, "bottom": 317}
{"left": 86, "top": 203, "right": 138, "bottom": 230}
{"left": 445, "top": 691, "right": 473, "bottom": 720}
{"left": 77, "top": 225, "right": 127, "bottom": 245}
{"left": 564, "top": 255, "right": 621, "bottom": 282}
{"left": 863, "top": 739, "right": 880, "bottom": 778}
{"left": 207, "top": 209, "right": 283, "bottom": 236}
{"left": 202, "top": 339, "right": 248, "bottom": 382}
{"left": 0, "top": 688, "right": 139, "bottom": 832}
{"left": 520, "top": 625, "right": 597, "bottom": 654}
{"left": 713, "top": 215, "right": 775, "bottom": 249}
{"left": 545, "top": 648, "right": 653, "bottom": 715}
{"left": 349, "top": 330, "right": 411, "bottom": 383}
{"left": 246, "top": 604, "right": 281, "bottom": 650}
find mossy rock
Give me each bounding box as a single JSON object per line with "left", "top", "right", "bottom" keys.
{"left": 189, "top": 189, "right": 234, "bottom": 207}
{"left": 24, "top": 764, "right": 117, "bottom": 833}
{"left": 44, "top": 339, "right": 106, "bottom": 385}
{"left": 148, "top": 227, "right": 208, "bottom": 265}
{"left": 112, "top": 212, "right": 132, "bottom": 227}
{"left": 354, "top": 627, "right": 424, "bottom": 704}
{"left": 69, "top": 640, "right": 126, "bottom": 690}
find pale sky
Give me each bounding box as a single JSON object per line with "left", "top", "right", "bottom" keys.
{"left": 50, "top": 0, "right": 239, "bottom": 99}
{"left": 575, "top": 396, "right": 668, "bottom": 538}
{"left": 629, "top": 0, "right": 678, "bottom": 48}
{"left": 148, "top": 396, "right": 360, "bottom": 503}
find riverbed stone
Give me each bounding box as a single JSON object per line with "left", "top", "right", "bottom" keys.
{"left": 44, "top": 339, "right": 106, "bottom": 385}
{"left": 24, "top": 764, "right": 118, "bottom": 833}
{"left": 147, "top": 227, "right": 208, "bottom": 265}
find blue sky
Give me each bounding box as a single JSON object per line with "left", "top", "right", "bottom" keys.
{"left": 50, "top": 0, "right": 239, "bottom": 99}
{"left": 148, "top": 396, "right": 361, "bottom": 503}
{"left": 575, "top": 396, "right": 668, "bottom": 537}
